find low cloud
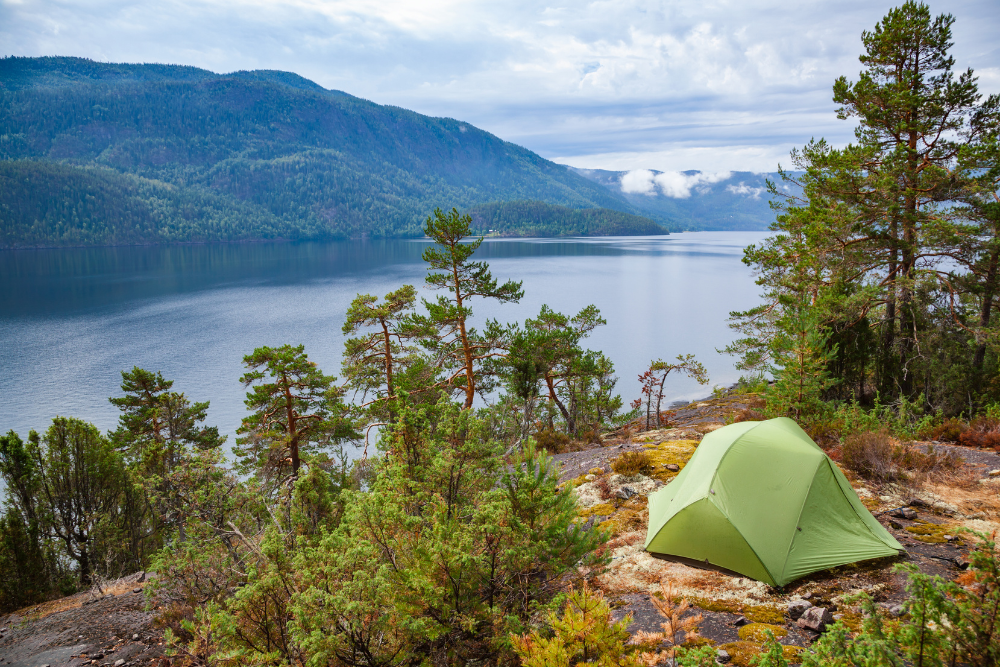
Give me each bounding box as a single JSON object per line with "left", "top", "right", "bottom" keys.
{"left": 620, "top": 169, "right": 732, "bottom": 198}
{"left": 726, "top": 182, "right": 766, "bottom": 199}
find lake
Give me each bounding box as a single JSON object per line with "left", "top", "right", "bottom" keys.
{"left": 0, "top": 232, "right": 769, "bottom": 446}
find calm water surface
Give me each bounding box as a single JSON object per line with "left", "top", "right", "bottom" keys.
{"left": 0, "top": 232, "right": 768, "bottom": 444}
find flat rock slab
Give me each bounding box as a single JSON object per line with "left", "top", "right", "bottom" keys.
{"left": 4, "top": 642, "right": 88, "bottom": 667}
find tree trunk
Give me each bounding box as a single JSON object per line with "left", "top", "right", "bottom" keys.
{"left": 283, "top": 375, "right": 300, "bottom": 476}
{"left": 452, "top": 260, "right": 476, "bottom": 409}
{"left": 381, "top": 320, "right": 396, "bottom": 422}
{"left": 545, "top": 374, "right": 573, "bottom": 434}
{"left": 880, "top": 217, "right": 899, "bottom": 398}
{"left": 974, "top": 244, "right": 1000, "bottom": 371}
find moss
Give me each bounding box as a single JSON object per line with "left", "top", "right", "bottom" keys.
{"left": 588, "top": 467, "right": 605, "bottom": 476}
{"left": 738, "top": 623, "right": 787, "bottom": 642}
{"left": 578, "top": 502, "right": 615, "bottom": 519}
{"left": 682, "top": 635, "right": 715, "bottom": 648}
{"left": 685, "top": 597, "right": 785, "bottom": 625}
{"left": 716, "top": 641, "right": 762, "bottom": 667}
{"left": 597, "top": 503, "right": 648, "bottom": 535}
{"left": 718, "top": 641, "right": 802, "bottom": 667}
{"left": 905, "top": 520, "right": 953, "bottom": 544}
{"left": 782, "top": 646, "right": 804, "bottom": 662}
{"left": 644, "top": 439, "right": 699, "bottom": 482}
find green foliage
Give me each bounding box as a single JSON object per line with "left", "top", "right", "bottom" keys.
{"left": 285, "top": 399, "right": 604, "bottom": 665}
{"left": 830, "top": 394, "right": 938, "bottom": 441}
{"left": 418, "top": 208, "right": 524, "bottom": 408}
{"left": 676, "top": 645, "right": 722, "bottom": 667}
{"left": 341, "top": 285, "right": 435, "bottom": 425}
{"left": 801, "top": 532, "right": 1000, "bottom": 666}
{"left": 0, "top": 57, "right": 651, "bottom": 247}
{"left": 109, "top": 366, "right": 224, "bottom": 476}
{"left": 14, "top": 418, "right": 151, "bottom": 585}
{"left": 512, "top": 585, "right": 641, "bottom": 667}
{"left": 0, "top": 511, "right": 54, "bottom": 612}
{"left": 765, "top": 299, "right": 835, "bottom": 421}
{"left": 235, "top": 344, "right": 356, "bottom": 485}
{"left": 468, "top": 200, "right": 666, "bottom": 237}
{"left": 727, "top": 1, "right": 1000, "bottom": 418}
{"left": 495, "top": 304, "right": 628, "bottom": 442}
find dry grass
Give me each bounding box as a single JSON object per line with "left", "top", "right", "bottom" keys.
{"left": 611, "top": 450, "right": 654, "bottom": 476}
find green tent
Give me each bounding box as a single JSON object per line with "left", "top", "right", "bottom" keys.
{"left": 644, "top": 417, "right": 903, "bottom": 586}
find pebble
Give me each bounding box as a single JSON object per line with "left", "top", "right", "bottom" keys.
{"left": 115, "top": 660, "right": 125, "bottom": 667}
{"left": 665, "top": 463, "right": 680, "bottom": 472}
{"left": 733, "top": 615, "right": 750, "bottom": 627}
{"left": 716, "top": 649, "right": 731, "bottom": 663}
{"left": 133, "top": 634, "right": 139, "bottom": 640}
{"left": 890, "top": 507, "right": 918, "bottom": 520}
{"left": 989, "top": 469, "right": 1000, "bottom": 477}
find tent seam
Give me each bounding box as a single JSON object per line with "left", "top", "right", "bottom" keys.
{"left": 777, "top": 455, "right": 824, "bottom": 586}
{"left": 711, "top": 497, "right": 777, "bottom": 586}
{"left": 826, "top": 459, "right": 903, "bottom": 551}
{"left": 709, "top": 419, "right": 769, "bottom": 493}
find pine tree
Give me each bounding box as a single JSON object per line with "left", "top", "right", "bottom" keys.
{"left": 109, "top": 366, "right": 224, "bottom": 476}
{"left": 419, "top": 208, "right": 523, "bottom": 409}
{"left": 235, "top": 344, "right": 356, "bottom": 484}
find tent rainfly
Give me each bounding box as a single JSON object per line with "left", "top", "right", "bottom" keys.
{"left": 644, "top": 417, "right": 904, "bottom": 587}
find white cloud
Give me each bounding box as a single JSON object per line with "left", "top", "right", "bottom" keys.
{"left": 726, "top": 183, "right": 766, "bottom": 198}
{"left": 652, "top": 170, "right": 732, "bottom": 198}
{"left": 620, "top": 169, "right": 656, "bottom": 194}
{"left": 620, "top": 169, "right": 733, "bottom": 198}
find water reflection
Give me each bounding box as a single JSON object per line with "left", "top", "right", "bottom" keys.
{"left": 0, "top": 233, "right": 768, "bottom": 447}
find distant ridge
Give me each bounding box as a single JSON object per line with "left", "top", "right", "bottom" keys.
{"left": 0, "top": 56, "right": 663, "bottom": 247}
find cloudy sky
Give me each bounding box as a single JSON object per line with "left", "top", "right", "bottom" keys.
{"left": 2, "top": 0, "right": 998, "bottom": 173}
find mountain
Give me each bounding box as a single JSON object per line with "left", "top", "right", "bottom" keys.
{"left": 571, "top": 167, "right": 787, "bottom": 231}
{"left": 0, "top": 56, "right": 662, "bottom": 248}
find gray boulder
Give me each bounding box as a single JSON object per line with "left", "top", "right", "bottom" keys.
{"left": 787, "top": 599, "right": 813, "bottom": 620}
{"left": 796, "top": 606, "right": 834, "bottom": 632}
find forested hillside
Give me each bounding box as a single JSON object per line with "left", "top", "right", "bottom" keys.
{"left": 0, "top": 57, "right": 662, "bottom": 247}
{"left": 467, "top": 200, "right": 666, "bottom": 237}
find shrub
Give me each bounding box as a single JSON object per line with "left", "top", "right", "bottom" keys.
{"left": 958, "top": 415, "right": 1000, "bottom": 449}
{"left": 842, "top": 431, "right": 962, "bottom": 481}
{"left": 842, "top": 430, "right": 897, "bottom": 481}
{"left": 534, "top": 428, "right": 573, "bottom": 453}
{"left": 512, "top": 585, "right": 642, "bottom": 667}
{"left": 611, "top": 450, "right": 653, "bottom": 477}
{"left": 930, "top": 417, "right": 967, "bottom": 442}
